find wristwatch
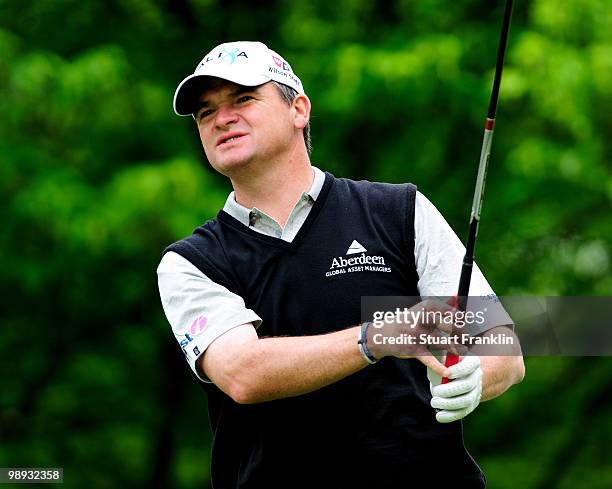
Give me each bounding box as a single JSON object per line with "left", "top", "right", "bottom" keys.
{"left": 357, "top": 322, "right": 378, "bottom": 364}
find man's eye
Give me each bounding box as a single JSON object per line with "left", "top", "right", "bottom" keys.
{"left": 197, "top": 109, "right": 214, "bottom": 120}
{"left": 237, "top": 95, "right": 253, "bottom": 103}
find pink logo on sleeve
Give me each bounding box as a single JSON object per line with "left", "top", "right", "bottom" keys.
{"left": 190, "top": 316, "right": 208, "bottom": 336}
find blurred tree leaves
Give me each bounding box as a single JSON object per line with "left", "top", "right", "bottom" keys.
{"left": 1, "top": 0, "right": 611, "bottom": 488}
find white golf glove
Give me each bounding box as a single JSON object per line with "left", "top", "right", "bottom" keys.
{"left": 428, "top": 355, "right": 483, "bottom": 423}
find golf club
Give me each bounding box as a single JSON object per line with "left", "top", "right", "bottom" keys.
{"left": 442, "top": 0, "right": 514, "bottom": 383}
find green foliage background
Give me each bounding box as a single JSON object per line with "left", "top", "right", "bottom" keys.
{"left": 1, "top": 1, "right": 611, "bottom": 487}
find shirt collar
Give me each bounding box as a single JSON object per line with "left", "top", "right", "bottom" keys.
{"left": 223, "top": 166, "right": 325, "bottom": 226}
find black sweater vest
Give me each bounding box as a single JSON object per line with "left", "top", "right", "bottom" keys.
{"left": 165, "top": 172, "right": 484, "bottom": 489}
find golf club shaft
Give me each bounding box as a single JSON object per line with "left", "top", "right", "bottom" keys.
{"left": 442, "top": 0, "right": 514, "bottom": 382}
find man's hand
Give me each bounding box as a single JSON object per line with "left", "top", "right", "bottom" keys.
{"left": 366, "top": 299, "right": 464, "bottom": 378}
{"left": 429, "top": 356, "right": 482, "bottom": 423}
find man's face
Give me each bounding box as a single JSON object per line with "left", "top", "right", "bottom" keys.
{"left": 193, "top": 80, "right": 296, "bottom": 176}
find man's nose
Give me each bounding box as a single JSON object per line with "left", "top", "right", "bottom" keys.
{"left": 215, "top": 104, "right": 239, "bottom": 127}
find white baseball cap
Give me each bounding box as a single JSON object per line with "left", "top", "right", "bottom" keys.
{"left": 173, "top": 41, "right": 305, "bottom": 116}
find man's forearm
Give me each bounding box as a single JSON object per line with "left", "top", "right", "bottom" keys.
{"left": 201, "top": 300, "right": 454, "bottom": 404}
{"left": 480, "top": 355, "right": 524, "bottom": 401}
{"left": 202, "top": 325, "right": 369, "bottom": 404}
{"left": 470, "top": 326, "right": 525, "bottom": 401}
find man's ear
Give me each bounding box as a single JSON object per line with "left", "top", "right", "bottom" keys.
{"left": 292, "top": 94, "right": 311, "bottom": 130}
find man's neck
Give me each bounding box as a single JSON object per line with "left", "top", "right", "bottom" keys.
{"left": 231, "top": 156, "right": 314, "bottom": 229}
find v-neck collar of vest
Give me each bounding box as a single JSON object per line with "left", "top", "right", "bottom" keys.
{"left": 217, "top": 171, "right": 334, "bottom": 250}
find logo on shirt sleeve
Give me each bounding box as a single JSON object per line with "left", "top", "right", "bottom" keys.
{"left": 178, "top": 316, "right": 208, "bottom": 358}
{"left": 190, "top": 316, "right": 208, "bottom": 336}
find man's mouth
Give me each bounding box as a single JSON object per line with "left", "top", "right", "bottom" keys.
{"left": 218, "top": 133, "right": 247, "bottom": 146}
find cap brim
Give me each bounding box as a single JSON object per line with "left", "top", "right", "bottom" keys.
{"left": 173, "top": 71, "right": 272, "bottom": 116}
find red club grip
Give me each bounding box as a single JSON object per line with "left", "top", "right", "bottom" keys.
{"left": 442, "top": 354, "right": 460, "bottom": 384}
{"left": 442, "top": 295, "right": 461, "bottom": 384}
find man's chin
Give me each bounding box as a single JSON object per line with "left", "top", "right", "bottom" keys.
{"left": 210, "top": 155, "right": 255, "bottom": 177}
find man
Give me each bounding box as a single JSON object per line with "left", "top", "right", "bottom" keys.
{"left": 158, "top": 41, "right": 524, "bottom": 488}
